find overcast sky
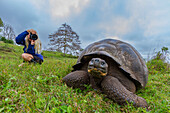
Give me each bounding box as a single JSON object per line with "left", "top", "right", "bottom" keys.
{"left": 0, "top": 0, "right": 170, "bottom": 59}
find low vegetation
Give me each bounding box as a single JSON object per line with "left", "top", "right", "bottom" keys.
{"left": 147, "top": 47, "right": 170, "bottom": 75}
{"left": 0, "top": 37, "right": 14, "bottom": 44}
{"left": 0, "top": 43, "right": 169, "bottom": 112}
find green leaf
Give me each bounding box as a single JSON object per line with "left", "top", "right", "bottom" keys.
{"left": 0, "top": 107, "right": 4, "bottom": 112}
{"left": 67, "top": 105, "right": 72, "bottom": 113}
{"left": 60, "top": 106, "right": 67, "bottom": 112}
{"left": 51, "top": 107, "right": 61, "bottom": 113}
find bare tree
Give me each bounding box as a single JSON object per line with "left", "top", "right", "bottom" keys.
{"left": 3, "top": 23, "right": 16, "bottom": 40}
{"left": 48, "top": 23, "right": 82, "bottom": 56}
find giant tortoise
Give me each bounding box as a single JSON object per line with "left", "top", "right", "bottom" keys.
{"left": 63, "top": 39, "right": 148, "bottom": 108}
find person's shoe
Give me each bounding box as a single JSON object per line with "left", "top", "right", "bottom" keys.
{"left": 18, "top": 63, "right": 25, "bottom": 67}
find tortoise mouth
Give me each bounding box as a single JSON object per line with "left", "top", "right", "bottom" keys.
{"left": 88, "top": 68, "right": 107, "bottom": 77}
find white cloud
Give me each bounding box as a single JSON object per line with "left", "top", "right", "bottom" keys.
{"left": 98, "top": 0, "right": 170, "bottom": 38}
{"left": 30, "top": 0, "right": 90, "bottom": 19}
{"left": 49, "top": 0, "right": 89, "bottom": 18}
{"left": 99, "top": 17, "right": 134, "bottom": 36}
{"left": 126, "top": 0, "right": 170, "bottom": 37}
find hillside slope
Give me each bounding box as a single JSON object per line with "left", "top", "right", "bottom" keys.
{"left": 0, "top": 43, "right": 169, "bottom": 112}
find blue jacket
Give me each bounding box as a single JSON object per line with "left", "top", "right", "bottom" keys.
{"left": 15, "top": 31, "right": 43, "bottom": 60}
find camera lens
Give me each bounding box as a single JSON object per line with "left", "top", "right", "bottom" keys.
{"left": 30, "top": 33, "right": 38, "bottom": 40}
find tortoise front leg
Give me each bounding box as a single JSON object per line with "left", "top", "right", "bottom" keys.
{"left": 101, "top": 76, "right": 147, "bottom": 108}
{"left": 62, "top": 70, "right": 90, "bottom": 90}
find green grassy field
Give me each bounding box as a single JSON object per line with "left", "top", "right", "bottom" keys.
{"left": 0, "top": 43, "right": 169, "bottom": 113}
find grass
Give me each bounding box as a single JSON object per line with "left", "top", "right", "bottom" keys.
{"left": 0, "top": 43, "right": 170, "bottom": 113}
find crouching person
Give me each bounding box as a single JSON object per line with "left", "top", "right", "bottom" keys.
{"left": 15, "top": 29, "right": 43, "bottom": 67}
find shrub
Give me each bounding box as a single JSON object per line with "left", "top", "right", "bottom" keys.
{"left": 147, "top": 59, "right": 169, "bottom": 74}
{"left": 0, "top": 37, "right": 14, "bottom": 44}
{"left": 147, "top": 47, "right": 170, "bottom": 74}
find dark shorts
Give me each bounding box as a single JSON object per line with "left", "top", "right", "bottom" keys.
{"left": 32, "top": 55, "right": 43, "bottom": 64}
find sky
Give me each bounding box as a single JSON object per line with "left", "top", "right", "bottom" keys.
{"left": 0, "top": 0, "right": 170, "bottom": 60}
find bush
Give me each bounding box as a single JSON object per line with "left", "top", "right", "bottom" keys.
{"left": 147, "top": 47, "right": 170, "bottom": 74}
{"left": 147, "top": 59, "right": 169, "bottom": 74}
{"left": 0, "top": 36, "right": 14, "bottom": 44}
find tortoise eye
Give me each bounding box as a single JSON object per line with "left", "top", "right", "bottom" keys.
{"left": 101, "top": 62, "right": 105, "bottom": 65}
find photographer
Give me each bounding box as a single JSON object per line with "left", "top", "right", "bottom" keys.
{"left": 15, "top": 29, "right": 43, "bottom": 67}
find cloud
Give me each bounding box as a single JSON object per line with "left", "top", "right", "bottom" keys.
{"left": 50, "top": 0, "right": 89, "bottom": 18}
{"left": 99, "top": 17, "right": 133, "bottom": 37}
{"left": 96, "top": 0, "right": 170, "bottom": 38}
{"left": 30, "top": 0, "right": 90, "bottom": 19}
{"left": 126, "top": 0, "right": 170, "bottom": 38}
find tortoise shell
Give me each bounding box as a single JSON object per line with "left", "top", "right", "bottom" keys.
{"left": 73, "top": 39, "right": 148, "bottom": 89}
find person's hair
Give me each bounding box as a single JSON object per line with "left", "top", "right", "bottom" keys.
{"left": 25, "top": 33, "right": 42, "bottom": 54}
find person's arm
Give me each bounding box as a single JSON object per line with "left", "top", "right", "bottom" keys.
{"left": 15, "top": 31, "right": 29, "bottom": 45}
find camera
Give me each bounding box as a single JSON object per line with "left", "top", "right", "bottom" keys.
{"left": 30, "top": 33, "right": 38, "bottom": 40}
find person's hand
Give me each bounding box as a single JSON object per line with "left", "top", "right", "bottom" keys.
{"left": 27, "top": 29, "right": 37, "bottom": 34}
{"left": 31, "top": 40, "right": 35, "bottom": 45}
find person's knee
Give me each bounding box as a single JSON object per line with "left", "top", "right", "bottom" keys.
{"left": 21, "top": 53, "right": 26, "bottom": 59}
{"left": 22, "top": 53, "right": 33, "bottom": 61}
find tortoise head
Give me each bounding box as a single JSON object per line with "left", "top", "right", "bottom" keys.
{"left": 88, "top": 58, "right": 108, "bottom": 78}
